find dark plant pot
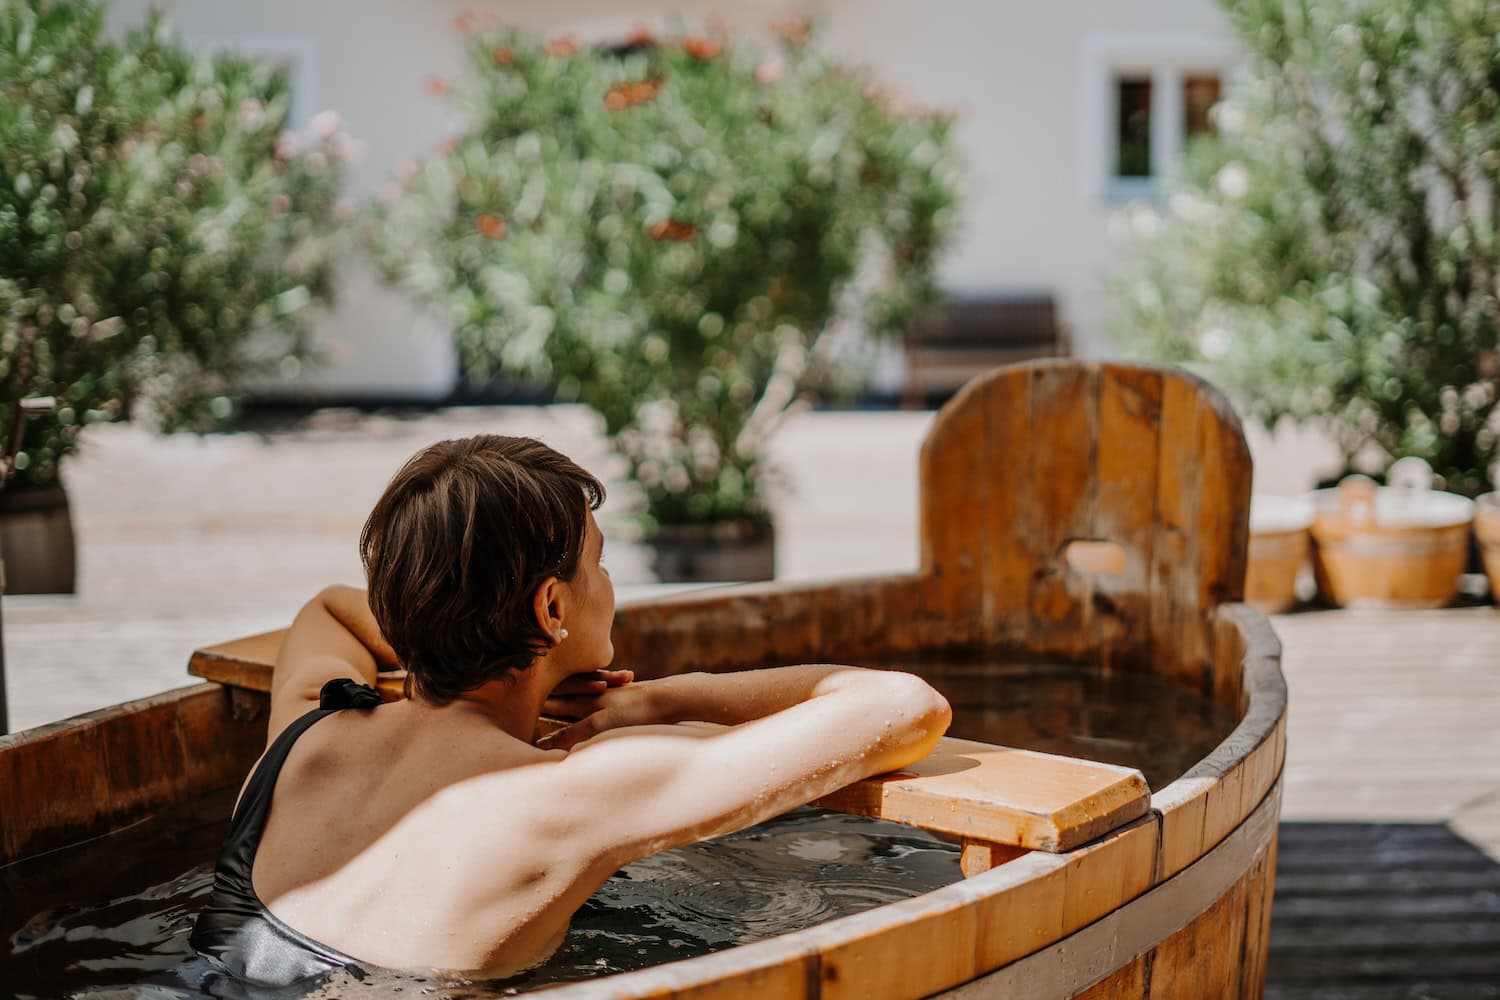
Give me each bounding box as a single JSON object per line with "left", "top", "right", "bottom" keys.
{"left": 0, "top": 484, "right": 78, "bottom": 595}
{"left": 647, "top": 519, "right": 775, "bottom": 584}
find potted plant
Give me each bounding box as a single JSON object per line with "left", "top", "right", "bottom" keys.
{"left": 368, "top": 21, "right": 957, "bottom": 581}
{"left": 0, "top": 0, "right": 353, "bottom": 592}
{"left": 1113, "top": 0, "right": 1500, "bottom": 505}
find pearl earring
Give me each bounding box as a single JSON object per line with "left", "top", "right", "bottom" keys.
{"left": 559, "top": 628, "right": 569, "bottom": 640}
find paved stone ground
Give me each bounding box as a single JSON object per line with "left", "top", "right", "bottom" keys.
{"left": 6, "top": 405, "right": 1498, "bottom": 862}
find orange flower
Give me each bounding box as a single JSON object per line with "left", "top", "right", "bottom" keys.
{"left": 627, "top": 25, "right": 653, "bottom": 46}
{"left": 423, "top": 75, "right": 451, "bottom": 98}
{"left": 475, "top": 213, "right": 508, "bottom": 239}
{"left": 545, "top": 36, "right": 579, "bottom": 57}
{"left": 681, "top": 36, "right": 722, "bottom": 60}
{"left": 770, "top": 18, "right": 810, "bottom": 47}
{"left": 604, "top": 77, "right": 662, "bottom": 111}
{"left": 650, "top": 218, "right": 697, "bottom": 242}
{"left": 492, "top": 45, "right": 514, "bottom": 67}
{"left": 452, "top": 11, "right": 478, "bottom": 34}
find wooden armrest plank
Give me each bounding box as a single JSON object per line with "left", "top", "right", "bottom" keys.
{"left": 189, "top": 630, "right": 407, "bottom": 701}
{"left": 191, "top": 636, "right": 1148, "bottom": 851}
{"left": 815, "top": 736, "right": 1150, "bottom": 852}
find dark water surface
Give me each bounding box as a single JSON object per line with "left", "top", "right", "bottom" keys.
{"left": 898, "top": 660, "right": 1240, "bottom": 791}
{"left": 1, "top": 662, "right": 1236, "bottom": 997}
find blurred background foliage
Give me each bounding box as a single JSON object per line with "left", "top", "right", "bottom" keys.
{"left": 1115, "top": 0, "right": 1500, "bottom": 495}
{"left": 368, "top": 22, "right": 959, "bottom": 529}
{"left": 0, "top": 0, "right": 352, "bottom": 490}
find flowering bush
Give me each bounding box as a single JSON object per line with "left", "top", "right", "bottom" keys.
{"left": 1114, "top": 0, "right": 1500, "bottom": 495}
{"left": 0, "top": 0, "right": 353, "bottom": 489}
{"left": 369, "top": 22, "right": 958, "bottom": 528}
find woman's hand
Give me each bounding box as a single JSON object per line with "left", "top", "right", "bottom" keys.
{"left": 541, "top": 668, "right": 634, "bottom": 720}
{"left": 537, "top": 674, "right": 685, "bottom": 751}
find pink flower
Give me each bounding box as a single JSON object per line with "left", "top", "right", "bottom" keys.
{"left": 332, "top": 197, "right": 357, "bottom": 222}
{"left": 310, "top": 110, "right": 343, "bottom": 139}
{"left": 334, "top": 134, "right": 367, "bottom": 163}
{"left": 754, "top": 61, "right": 784, "bottom": 85}
{"left": 438, "top": 134, "right": 461, "bottom": 155}
{"left": 275, "top": 130, "right": 303, "bottom": 159}
{"left": 423, "top": 75, "right": 451, "bottom": 98}
{"left": 238, "top": 99, "right": 264, "bottom": 128}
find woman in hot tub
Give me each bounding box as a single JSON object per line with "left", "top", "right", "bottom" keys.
{"left": 191, "top": 433, "right": 951, "bottom": 986}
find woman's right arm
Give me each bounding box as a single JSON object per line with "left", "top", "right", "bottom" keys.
{"left": 546, "top": 666, "right": 952, "bottom": 865}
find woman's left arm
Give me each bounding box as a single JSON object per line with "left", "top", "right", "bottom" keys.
{"left": 267, "top": 585, "right": 399, "bottom": 743}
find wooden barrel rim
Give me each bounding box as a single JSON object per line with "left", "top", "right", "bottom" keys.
{"left": 937, "top": 777, "right": 1282, "bottom": 999}
{"left": 530, "top": 605, "right": 1288, "bottom": 999}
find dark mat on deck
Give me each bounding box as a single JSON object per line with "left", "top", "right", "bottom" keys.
{"left": 1266, "top": 821, "right": 1500, "bottom": 1000}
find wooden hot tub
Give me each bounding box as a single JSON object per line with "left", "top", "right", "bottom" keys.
{"left": 0, "top": 361, "right": 1285, "bottom": 998}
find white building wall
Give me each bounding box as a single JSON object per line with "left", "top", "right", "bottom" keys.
{"left": 104, "top": 0, "right": 1239, "bottom": 398}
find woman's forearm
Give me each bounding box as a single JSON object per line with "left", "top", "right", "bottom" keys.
{"left": 654, "top": 665, "right": 920, "bottom": 727}
{"left": 318, "top": 585, "right": 402, "bottom": 671}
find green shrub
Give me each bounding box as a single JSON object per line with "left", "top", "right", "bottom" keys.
{"left": 1115, "top": 0, "right": 1500, "bottom": 495}
{"left": 0, "top": 0, "right": 352, "bottom": 489}
{"left": 369, "top": 23, "right": 958, "bottom": 528}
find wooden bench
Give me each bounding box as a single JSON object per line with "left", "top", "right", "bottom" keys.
{"left": 903, "top": 295, "right": 1068, "bottom": 408}
{"left": 189, "top": 631, "right": 1151, "bottom": 873}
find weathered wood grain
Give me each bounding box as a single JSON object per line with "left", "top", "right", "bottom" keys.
{"left": 1092, "top": 366, "right": 1165, "bottom": 672}
{"left": 920, "top": 373, "right": 994, "bottom": 649}
{"left": 815, "top": 736, "right": 1151, "bottom": 852}
{"left": 1021, "top": 364, "right": 1100, "bottom": 662}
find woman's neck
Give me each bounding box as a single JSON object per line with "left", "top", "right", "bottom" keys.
{"left": 445, "top": 667, "right": 554, "bottom": 744}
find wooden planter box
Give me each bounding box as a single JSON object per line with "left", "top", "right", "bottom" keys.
{"left": 1, "top": 362, "right": 1286, "bottom": 1000}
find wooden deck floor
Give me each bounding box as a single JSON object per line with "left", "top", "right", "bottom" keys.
{"left": 1266, "top": 606, "right": 1500, "bottom": 999}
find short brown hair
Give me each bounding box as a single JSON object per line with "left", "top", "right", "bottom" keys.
{"left": 359, "top": 435, "right": 605, "bottom": 703}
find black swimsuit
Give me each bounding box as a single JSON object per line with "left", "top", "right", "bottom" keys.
{"left": 190, "top": 679, "right": 381, "bottom": 987}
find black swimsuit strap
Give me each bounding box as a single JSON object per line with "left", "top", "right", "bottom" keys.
{"left": 190, "top": 679, "right": 382, "bottom": 986}
{"left": 227, "top": 679, "right": 380, "bottom": 831}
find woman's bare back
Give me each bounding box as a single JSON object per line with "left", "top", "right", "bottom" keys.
{"left": 249, "top": 701, "right": 593, "bottom": 976}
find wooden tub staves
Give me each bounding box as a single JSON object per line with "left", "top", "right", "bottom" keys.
{"left": 0, "top": 362, "right": 1286, "bottom": 999}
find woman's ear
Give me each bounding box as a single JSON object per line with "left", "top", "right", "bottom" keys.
{"left": 532, "top": 576, "right": 565, "bottom": 642}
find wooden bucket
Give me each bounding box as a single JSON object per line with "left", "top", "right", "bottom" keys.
{"left": 0, "top": 362, "right": 1286, "bottom": 1000}
{"left": 1309, "top": 476, "right": 1474, "bottom": 610}
{"left": 1246, "top": 495, "right": 1313, "bottom": 614}
{"left": 1477, "top": 493, "right": 1500, "bottom": 604}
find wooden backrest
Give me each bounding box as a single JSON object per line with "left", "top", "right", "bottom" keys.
{"left": 919, "top": 361, "right": 1251, "bottom": 693}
